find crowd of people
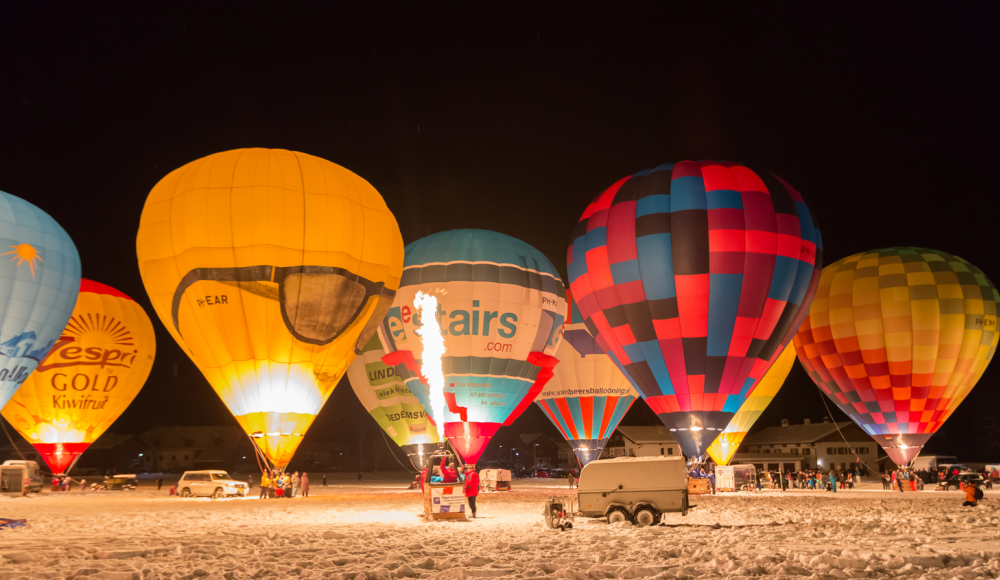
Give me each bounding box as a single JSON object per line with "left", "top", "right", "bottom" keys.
{"left": 257, "top": 471, "right": 309, "bottom": 499}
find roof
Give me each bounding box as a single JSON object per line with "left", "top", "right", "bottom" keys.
{"left": 616, "top": 426, "right": 677, "bottom": 444}
{"left": 140, "top": 426, "right": 245, "bottom": 450}
{"left": 732, "top": 453, "right": 805, "bottom": 461}
{"left": 741, "top": 422, "right": 855, "bottom": 445}
{"left": 87, "top": 434, "right": 136, "bottom": 450}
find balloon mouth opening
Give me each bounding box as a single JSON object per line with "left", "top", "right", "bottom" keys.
{"left": 250, "top": 432, "right": 304, "bottom": 438}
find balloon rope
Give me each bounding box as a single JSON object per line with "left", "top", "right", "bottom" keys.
{"left": 814, "top": 385, "right": 879, "bottom": 473}
{"left": 248, "top": 435, "right": 273, "bottom": 477}
{"left": 0, "top": 417, "right": 26, "bottom": 461}
{"left": 379, "top": 428, "right": 419, "bottom": 473}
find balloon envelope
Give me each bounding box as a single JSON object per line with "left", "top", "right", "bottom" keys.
{"left": 567, "top": 161, "right": 822, "bottom": 457}
{"left": 378, "top": 229, "right": 566, "bottom": 464}
{"left": 347, "top": 333, "right": 439, "bottom": 469}
{"left": 2, "top": 280, "right": 156, "bottom": 474}
{"left": 0, "top": 190, "right": 81, "bottom": 411}
{"left": 136, "top": 149, "right": 403, "bottom": 468}
{"left": 705, "top": 342, "right": 796, "bottom": 466}
{"left": 536, "top": 290, "right": 638, "bottom": 467}
{"left": 793, "top": 247, "right": 998, "bottom": 466}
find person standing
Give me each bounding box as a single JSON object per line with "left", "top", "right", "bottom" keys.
{"left": 22, "top": 475, "right": 31, "bottom": 496}
{"left": 248, "top": 474, "right": 253, "bottom": 489}
{"left": 260, "top": 473, "right": 270, "bottom": 499}
{"left": 80, "top": 478, "right": 86, "bottom": 492}
{"left": 567, "top": 472, "right": 575, "bottom": 488}
{"left": 291, "top": 471, "right": 301, "bottom": 498}
{"left": 300, "top": 472, "right": 310, "bottom": 498}
{"left": 708, "top": 468, "right": 716, "bottom": 494}
{"left": 357, "top": 472, "right": 362, "bottom": 483}
{"left": 323, "top": 474, "right": 327, "bottom": 487}
{"left": 463, "top": 464, "right": 480, "bottom": 518}
{"left": 829, "top": 471, "right": 837, "bottom": 493}
{"left": 157, "top": 477, "right": 163, "bottom": 491}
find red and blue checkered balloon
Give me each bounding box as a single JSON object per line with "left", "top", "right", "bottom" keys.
{"left": 567, "top": 161, "right": 822, "bottom": 457}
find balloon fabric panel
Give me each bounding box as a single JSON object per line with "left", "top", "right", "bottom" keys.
{"left": 705, "top": 342, "right": 797, "bottom": 466}
{"left": 136, "top": 149, "right": 404, "bottom": 468}
{"left": 0, "top": 190, "right": 82, "bottom": 411}
{"left": 346, "top": 333, "right": 438, "bottom": 448}
{"left": 567, "top": 161, "right": 822, "bottom": 457}
{"left": 2, "top": 280, "right": 156, "bottom": 474}
{"left": 793, "top": 247, "right": 998, "bottom": 466}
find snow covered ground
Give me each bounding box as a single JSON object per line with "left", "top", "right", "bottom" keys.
{"left": 2, "top": 478, "right": 1000, "bottom": 580}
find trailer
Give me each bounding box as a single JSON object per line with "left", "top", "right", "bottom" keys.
{"left": 577, "top": 456, "right": 688, "bottom": 526}
{"left": 479, "top": 469, "right": 511, "bottom": 492}
{"left": 715, "top": 464, "right": 757, "bottom": 492}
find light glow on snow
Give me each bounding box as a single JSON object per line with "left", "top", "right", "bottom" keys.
{"left": 414, "top": 291, "right": 446, "bottom": 440}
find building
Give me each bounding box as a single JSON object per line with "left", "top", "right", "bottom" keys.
{"left": 517, "top": 433, "right": 574, "bottom": 471}
{"left": 601, "top": 426, "right": 681, "bottom": 459}
{"left": 733, "top": 419, "right": 879, "bottom": 474}
{"left": 138, "top": 426, "right": 252, "bottom": 473}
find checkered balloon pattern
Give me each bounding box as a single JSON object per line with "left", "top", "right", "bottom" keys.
{"left": 567, "top": 161, "right": 822, "bottom": 458}
{"left": 793, "top": 248, "right": 999, "bottom": 466}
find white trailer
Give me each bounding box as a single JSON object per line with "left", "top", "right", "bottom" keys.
{"left": 715, "top": 464, "right": 757, "bottom": 492}
{"left": 576, "top": 456, "right": 688, "bottom": 526}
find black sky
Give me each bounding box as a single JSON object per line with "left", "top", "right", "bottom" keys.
{"left": 1, "top": 3, "right": 998, "bottom": 460}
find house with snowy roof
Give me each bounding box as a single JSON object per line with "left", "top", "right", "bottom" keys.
{"left": 732, "top": 418, "right": 879, "bottom": 474}
{"left": 0, "top": 331, "right": 36, "bottom": 358}
{"left": 601, "top": 426, "right": 680, "bottom": 459}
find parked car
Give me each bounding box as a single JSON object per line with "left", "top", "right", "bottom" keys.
{"left": 577, "top": 456, "right": 688, "bottom": 526}
{"left": 550, "top": 469, "right": 569, "bottom": 479}
{"left": 533, "top": 468, "right": 551, "bottom": 478}
{"left": 177, "top": 470, "right": 249, "bottom": 498}
{"left": 937, "top": 472, "right": 986, "bottom": 491}
{"left": 1, "top": 460, "right": 42, "bottom": 492}
{"left": 92, "top": 474, "right": 139, "bottom": 491}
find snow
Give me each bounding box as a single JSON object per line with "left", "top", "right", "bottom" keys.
{"left": 2, "top": 477, "right": 1000, "bottom": 579}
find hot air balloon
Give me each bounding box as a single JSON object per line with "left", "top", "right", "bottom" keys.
{"left": 535, "top": 290, "right": 638, "bottom": 467}
{"left": 567, "top": 161, "right": 822, "bottom": 458}
{"left": 0, "top": 190, "right": 81, "bottom": 411}
{"left": 136, "top": 149, "right": 403, "bottom": 469}
{"left": 792, "top": 247, "right": 998, "bottom": 466}
{"left": 705, "top": 342, "right": 796, "bottom": 466}
{"left": 347, "top": 333, "right": 439, "bottom": 469}
{"left": 2, "top": 280, "right": 155, "bottom": 474}
{"left": 378, "top": 229, "right": 566, "bottom": 465}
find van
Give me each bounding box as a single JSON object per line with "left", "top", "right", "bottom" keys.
{"left": 1, "top": 460, "right": 42, "bottom": 493}
{"left": 577, "top": 456, "right": 688, "bottom": 526}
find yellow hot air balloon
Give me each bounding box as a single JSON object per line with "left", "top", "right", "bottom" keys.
{"left": 2, "top": 280, "right": 156, "bottom": 474}
{"left": 706, "top": 343, "right": 797, "bottom": 466}
{"left": 136, "top": 148, "right": 403, "bottom": 469}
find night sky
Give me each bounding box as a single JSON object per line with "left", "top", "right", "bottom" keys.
{"left": 2, "top": 4, "right": 998, "bottom": 461}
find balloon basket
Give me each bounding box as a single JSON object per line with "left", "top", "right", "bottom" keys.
{"left": 420, "top": 445, "right": 467, "bottom": 522}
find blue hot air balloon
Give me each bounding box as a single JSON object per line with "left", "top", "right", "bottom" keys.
{"left": 0, "top": 190, "right": 82, "bottom": 409}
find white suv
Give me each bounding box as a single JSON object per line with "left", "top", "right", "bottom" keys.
{"left": 177, "top": 470, "right": 248, "bottom": 498}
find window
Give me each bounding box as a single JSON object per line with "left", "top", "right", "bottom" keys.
{"left": 667, "top": 448, "right": 674, "bottom": 455}
{"left": 660, "top": 448, "right": 664, "bottom": 455}
{"left": 827, "top": 448, "right": 836, "bottom": 455}
{"left": 803, "top": 449, "right": 811, "bottom": 456}
{"left": 791, "top": 449, "right": 799, "bottom": 455}
{"left": 838, "top": 447, "right": 849, "bottom": 454}
{"left": 763, "top": 449, "right": 771, "bottom": 454}
{"left": 858, "top": 447, "right": 869, "bottom": 454}
{"left": 171, "top": 455, "right": 176, "bottom": 461}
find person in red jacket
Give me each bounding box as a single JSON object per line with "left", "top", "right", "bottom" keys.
{"left": 463, "top": 464, "right": 480, "bottom": 518}
{"left": 420, "top": 465, "right": 429, "bottom": 493}
{"left": 440, "top": 457, "right": 458, "bottom": 483}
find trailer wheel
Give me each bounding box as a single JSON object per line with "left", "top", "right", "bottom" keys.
{"left": 607, "top": 508, "right": 630, "bottom": 524}
{"left": 633, "top": 508, "right": 658, "bottom": 527}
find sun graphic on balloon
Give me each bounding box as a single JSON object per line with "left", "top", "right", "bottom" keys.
{"left": 3, "top": 243, "right": 43, "bottom": 278}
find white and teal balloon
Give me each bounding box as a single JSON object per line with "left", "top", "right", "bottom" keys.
{"left": 0, "top": 190, "right": 81, "bottom": 408}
